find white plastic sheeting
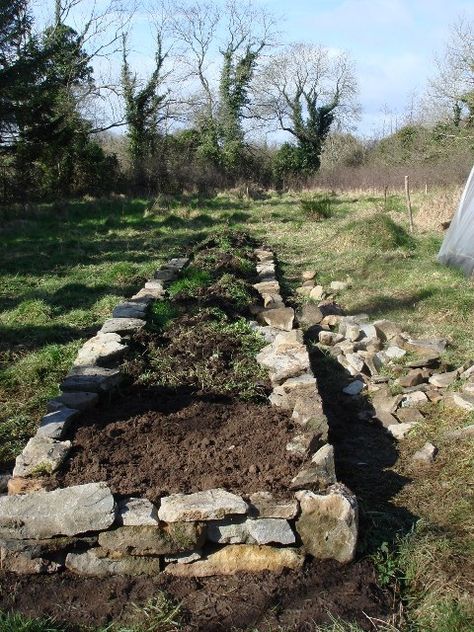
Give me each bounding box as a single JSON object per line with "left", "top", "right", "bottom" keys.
{"left": 438, "top": 165, "right": 474, "bottom": 276}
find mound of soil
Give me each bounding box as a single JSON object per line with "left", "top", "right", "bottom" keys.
{"left": 54, "top": 388, "right": 303, "bottom": 500}
{"left": 0, "top": 558, "right": 390, "bottom": 631}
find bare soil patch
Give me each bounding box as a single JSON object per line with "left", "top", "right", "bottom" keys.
{"left": 0, "top": 558, "right": 390, "bottom": 631}
{"left": 54, "top": 388, "right": 302, "bottom": 500}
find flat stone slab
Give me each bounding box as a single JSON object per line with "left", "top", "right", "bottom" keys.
{"left": 428, "top": 371, "right": 458, "bottom": 388}
{"left": 452, "top": 392, "right": 474, "bottom": 412}
{"left": 144, "top": 280, "right": 165, "bottom": 291}
{"left": 165, "top": 544, "right": 304, "bottom": 577}
{"left": 248, "top": 492, "right": 299, "bottom": 519}
{"left": 256, "top": 345, "right": 309, "bottom": 385}
{"left": 66, "top": 549, "right": 161, "bottom": 577}
{"left": 253, "top": 280, "right": 280, "bottom": 295}
{"left": 296, "top": 485, "right": 358, "bottom": 563}
{"left": 158, "top": 489, "right": 248, "bottom": 522}
{"left": 98, "top": 524, "right": 204, "bottom": 556}
{"left": 100, "top": 318, "right": 146, "bottom": 335}
{"left": 13, "top": 436, "right": 71, "bottom": 477}
{"left": 112, "top": 302, "right": 148, "bottom": 320}
{"left": 400, "top": 390, "right": 428, "bottom": 408}
{"left": 154, "top": 269, "right": 177, "bottom": 282}
{"left": 37, "top": 408, "right": 79, "bottom": 440}
{"left": 257, "top": 307, "right": 294, "bottom": 331}
{"left": 269, "top": 373, "right": 317, "bottom": 410}
{"left": 0, "top": 483, "right": 115, "bottom": 539}
{"left": 61, "top": 366, "right": 123, "bottom": 393}
{"left": 207, "top": 518, "right": 295, "bottom": 545}
{"left": 164, "top": 257, "right": 190, "bottom": 270}
{"left": 74, "top": 333, "right": 127, "bottom": 367}
{"left": 57, "top": 391, "right": 99, "bottom": 411}
{"left": 118, "top": 497, "right": 159, "bottom": 526}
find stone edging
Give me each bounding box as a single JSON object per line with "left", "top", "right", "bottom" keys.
{"left": 0, "top": 249, "right": 358, "bottom": 577}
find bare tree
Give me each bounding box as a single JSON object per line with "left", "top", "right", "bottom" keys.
{"left": 255, "top": 43, "right": 358, "bottom": 172}
{"left": 429, "top": 16, "right": 474, "bottom": 126}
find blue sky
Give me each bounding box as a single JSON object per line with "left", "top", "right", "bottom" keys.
{"left": 37, "top": 0, "right": 474, "bottom": 139}
{"left": 265, "top": 0, "right": 474, "bottom": 136}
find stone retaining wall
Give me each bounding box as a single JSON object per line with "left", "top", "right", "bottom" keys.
{"left": 0, "top": 248, "right": 358, "bottom": 577}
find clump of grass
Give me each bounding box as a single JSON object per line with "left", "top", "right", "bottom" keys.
{"left": 108, "top": 594, "right": 183, "bottom": 632}
{"left": 343, "top": 214, "right": 415, "bottom": 252}
{"left": 300, "top": 194, "right": 333, "bottom": 221}
{"left": 212, "top": 273, "right": 254, "bottom": 309}
{"left": 168, "top": 267, "right": 211, "bottom": 298}
{"left": 0, "top": 611, "right": 63, "bottom": 632}
{"left": 148, "top": 300, "right": 177, "bottom": 331}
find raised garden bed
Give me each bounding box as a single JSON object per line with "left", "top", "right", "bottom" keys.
{"left": 0, "top": 230, "right": 357, "bottom": 581}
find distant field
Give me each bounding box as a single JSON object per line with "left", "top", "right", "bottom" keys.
{"left": 0, "top": 189, "right": 473, "bottom": 631}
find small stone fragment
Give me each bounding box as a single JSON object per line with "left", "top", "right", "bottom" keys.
{"left": 0, "top": 474, "right": 11, "bottom": 494}
{"left": 460, "top": 364, "right": 474, "bottom": 380}
{"left": 118, "top": 497, "right": 159, "bottom": 526}
{"left": 291, "top": 394, "right": 328, "bottom": 438}
{"left": 299, "top": 304, "right": 323, "bottom": 327}
{"left": 318, "top": 331, "right": 344, "bottom": 346}
{"left": 158, "top": 489, "right": 248, "bottom": 522}
{"left": 290, "top": 444, "right": 336, "bottom": 490}
{"left": 345, "top": 353, "right": 366, "bottom": 374}
{"left": 257, "top": 307, "right": 295, "bottom": 331}
{"left": 302, "top": 270, "right": 316, "bottom": 281}
{"left": 413, "top": 442, "right": 437, "bottom": 465}
{"left": 387, "top": 422, "right": 418, "bottom": 440}
{"left": 396, "top": 408, "right": 425, "bottom": 423}
{"left": 310, "top": 286, "right": 325, "bottom": 300}
{"left": 7, "top": 477, "right": 49, "bottom": 495}
{"left": 144, "top": 280, "right": 165, "bottom": 291}
{"left": 373, "top": 319, "right": 402, "bottom": 341}
{"left": 401, "top": 390, "right": 428, "bottom": 408}
{"left": 397, "top": 370, "right": 425, "bottom": 388}
{"left": 428, "top": 370, "right": 458, "bottom": 388}
{"left": 207, "top": 517, "right": 249, "bottom": 544}
{"left": 269, "top": 373, "right": 316, "bottom": 410}
{"left": 342, "top": 380, "right": 365, "bottom": 396}
{"left": 165, "top": 550, "right": 202, "bottom": 564}
{"left": 253, "top": 280, "right": 280, "bottom": 295}
{"left": 165, "top": 545, "right": 303, "bottom": 577}
{"left": 385, "top": 346, "right": 407, "bottom": 360}
{"left": 295, "top": 485, "right": 358, "bottom": 563}
{"left": 330, "top": 281, "right": 349, "bottom": 291}
{"left": 247, "top": 519, "right": 295, "bottom": 545}
{"left": 452, "top": 392, "right": 474, "bottom": 412}
{"left": 13, "top": 436, "right": 71, "bottom": 478}
{"left": 286, "top": 431, "right": 320, "bottom": 456}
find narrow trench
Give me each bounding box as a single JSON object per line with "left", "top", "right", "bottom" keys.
{"left": 304, "top": 330, "right": 418, "bottom": 556}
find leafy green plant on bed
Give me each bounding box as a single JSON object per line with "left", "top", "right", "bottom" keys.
{"left": 213, "top": 273, "right": 254, "bottom": 309}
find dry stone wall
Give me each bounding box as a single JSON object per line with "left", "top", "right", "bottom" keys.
{"left": 0, "top": 248, "right": 358, "bottom": 577}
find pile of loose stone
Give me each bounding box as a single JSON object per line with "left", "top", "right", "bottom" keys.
{"left": 0, "top": 247, "right": 359, "bottom": 577}
{"left": 294, "top": 273, "right": 474, "bottom": 452}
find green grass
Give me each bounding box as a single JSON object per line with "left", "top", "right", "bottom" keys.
{"left": 1, "top": 189, "right": 473, "bottom": 631}
{"left": 167, "top": 266, "right": 212, "bottom": 298}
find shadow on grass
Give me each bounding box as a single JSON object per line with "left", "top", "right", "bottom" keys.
{"left": 349, "top": 289, "right": 435, "bottom": 319}
{"left": 305, "top": 332, "right": 418, "bottom": 556}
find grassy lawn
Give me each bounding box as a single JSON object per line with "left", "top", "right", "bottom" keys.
{"left": 1, "top": 189, "right": 473, "bottom": 631}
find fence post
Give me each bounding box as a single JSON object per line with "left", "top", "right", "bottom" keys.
{"left": 405, "top": 175, "right": 414, "bottom": 233}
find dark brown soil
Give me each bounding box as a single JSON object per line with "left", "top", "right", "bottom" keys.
{"left": 54, "top": 388, "right": 304, "bottom": 500}
{"left": 0, "top": 558, "right": 390, "bottom": 631}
